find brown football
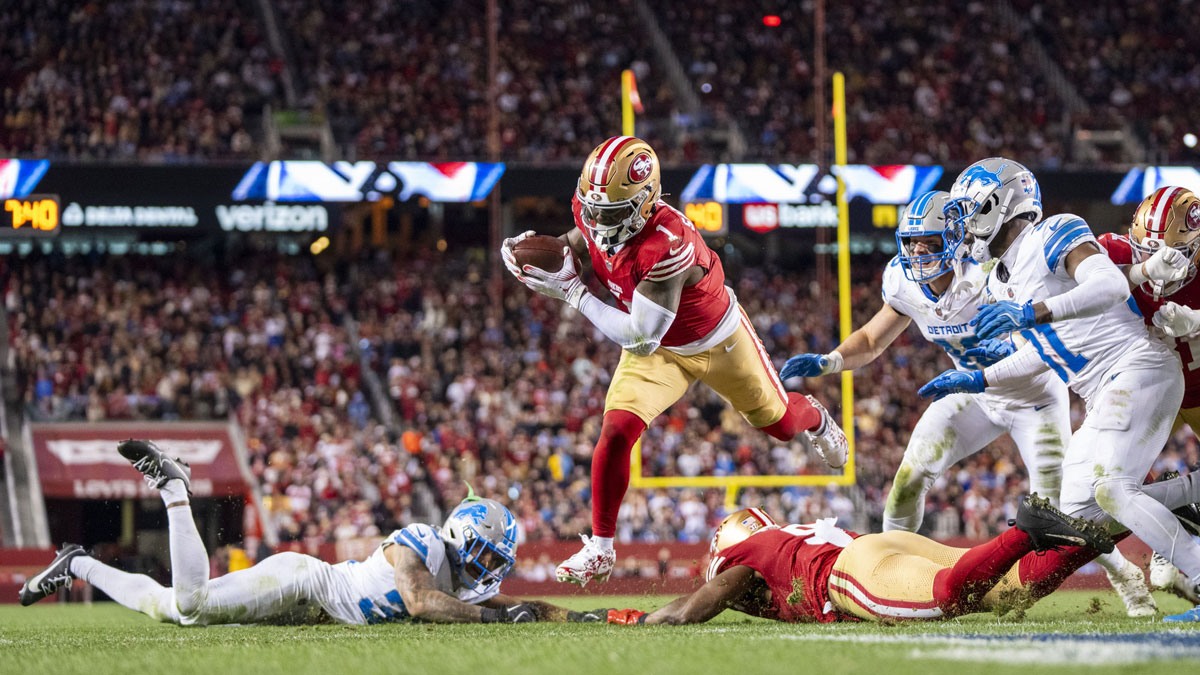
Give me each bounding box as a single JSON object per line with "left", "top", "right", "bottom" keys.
{"left": 511, "top": 234, "right": 575, "bottom": 273}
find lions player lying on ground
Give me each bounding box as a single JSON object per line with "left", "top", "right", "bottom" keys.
{"left": 601, "top": 501, "right": 1119, "bottom": 625}
{"left": 20, "top": 440, "right": 598, "bottom": 625}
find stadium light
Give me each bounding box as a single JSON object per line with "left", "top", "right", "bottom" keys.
{"left": 1185, "top": 133, "right": 1198, "bottom": 149}
{"left": 762, "top": 14, "right": 781, "bottom": 26}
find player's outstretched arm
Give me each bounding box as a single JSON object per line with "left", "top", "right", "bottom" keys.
{"left": 481, "top": 593, "right": 586, "bottom": 623}
{"left": 608, "top": 565, "right": 757, "bottom": 626}
{"left": 390, "top": 546, "right": 520, "bottom": 623}
{"left": 783, "top": 304, "right": 910, "bottom": 378}
{"left": 569, "top": 273, "right": 687, "bottom": 357}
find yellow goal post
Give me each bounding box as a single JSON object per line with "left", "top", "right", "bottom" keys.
{"left": 626, "top": 73, "right": 856, "bottom": 511}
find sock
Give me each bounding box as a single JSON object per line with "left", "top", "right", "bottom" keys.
{"left": 933, "top": 527, "right": 1034, "bottom": 616}
{"left": 161, "top": 478, "right": 189, "bottom": 507}
{"left": 590, "top": 410, "right": 647, "bottom": 539}
{"left": 759, "top": 392, "right": 823, "bottom": 442}
{"left": 882, "top": 461, "right": 933, "bottom": 532}
{"left": 592, "top": 536, "right": 615, "bottom": 551}
{"left": 1094, "top": 548, "right": 1135, "bottom": 577}
{"left": 70, "top": 556, "right": 179, "bottom": 622}
{"left": 1095, "top": 475, "right": 1200, "bottom": 579}
{"left": 165, "top": 493, "right": 211, "bottom": 616}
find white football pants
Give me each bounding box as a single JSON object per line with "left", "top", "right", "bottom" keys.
{"left": 1061, "top": 363, "right": 1200, "bottom": 579}
{"left": 883, "top": 387, "right": 1069, "bottom": 533}
{"left": 70, "top": 488, "right": 353, "bottom": 625}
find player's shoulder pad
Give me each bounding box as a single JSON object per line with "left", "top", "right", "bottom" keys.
{"left": 1096, "top": 231, "right": 1134, "bottom": 264}
{"left": 880, "top": 256, "right": 908, "bottom": 311}
{"left": 642, "top": 203, "right": 698, "bottom": 282}
{"left": 388, "top": 523, "right": 443, "bottom": 566}
{"left": 1036, "top": 213, "right": 1094, "bottom": 272}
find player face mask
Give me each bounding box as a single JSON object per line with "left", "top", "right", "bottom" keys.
{"left": 895, "top": 191, "right": 964, "bottom": 283}
{"left": 440, "top": 486, "right": 518, "bottom": 595}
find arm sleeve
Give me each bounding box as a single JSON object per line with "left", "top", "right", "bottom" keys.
{"left": 1042, "top": 253, "right": 1129, "bottom": 322}
{"left": 982, "top": 340, "right": 1049, "bottom": 387}
{"left": 575, "top": 290, "right": 677, "bottom": 356}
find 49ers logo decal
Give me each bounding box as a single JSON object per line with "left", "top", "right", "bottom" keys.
{"left": 628, "top": 152, "right": 653, "bottom": 182}
{"left": 1187, "top": 203, "right": 1200, "bottom": 232}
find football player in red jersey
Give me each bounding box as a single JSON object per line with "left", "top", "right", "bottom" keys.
{"left": 1097, "top": 185, "right": 1200, "bottom": 607}
{"left": 603, "top": 499, "right": 1116, "bottom": 625}
{"left": 501, "top": 137, "right": 847, "bottom": 586}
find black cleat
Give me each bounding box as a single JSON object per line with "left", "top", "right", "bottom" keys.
{"left": 1011, "top": 493, "right": 1115, "bottom": 553}
{"left": 117, "top": 439, "right": 191, "bottom": 494}
{"left": 1153, "top": 470, "right": 1200, "bottom": 536}
{"left": 20, "top": 544, "right": 85, "bottom": 606}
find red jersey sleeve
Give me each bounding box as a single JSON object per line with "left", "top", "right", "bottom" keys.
{"left": 1098, "top": 232, "right": 1134, "bottom": 265}
{"left": 708, "top": 523, "right": 858, "bottom": 624}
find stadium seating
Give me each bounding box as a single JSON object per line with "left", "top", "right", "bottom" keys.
{"left": 0, "top": 0, "right": 280, "bottom": 160}
{"left": 5, "top": 1, "right": 1192, "bottom": 163}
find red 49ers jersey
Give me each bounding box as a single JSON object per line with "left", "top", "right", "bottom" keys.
{"left": 706, "top": 522, "right": 859, "bottom": 623}
{"left": 1099, "top": 232, "right": 1200, "bottom": 407}
{"left": 573, "top": 195, "right": 730, "bottom": 348}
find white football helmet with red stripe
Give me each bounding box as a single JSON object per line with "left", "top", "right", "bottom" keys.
{"left": 1130, "top": 186, "right": 1200, "bottom": 298}
{"left": 577, "top": 136, "right": 661, "bottom": 252}
{"left": 709, "top": 507, "right": 776, "bottom": 556}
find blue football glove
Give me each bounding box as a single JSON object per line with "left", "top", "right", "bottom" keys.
{"left": 918, "top": 369, "right": 986, "bottom": 401}
{"left": 971, "top": 300, "right": 1037, "bottom": 339}
{"left": 962, "top": 338, "right": 1015, "bottom": 366}
{"left": 781, "top": 353, "right": 831, "bottom": 379}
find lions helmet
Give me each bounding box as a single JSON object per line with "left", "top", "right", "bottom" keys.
{"left": 948, "top": 158, "right": 1042, "bottom": 262}
{"left": 1129, "top": 186, "right": 1200, "bottom": 299}
{"left": 440, "top": 486, "right": 518, "bottom": 596}
{"left": 895, "top": 191, "right": 965, "bottom": 282}
{"left": 577, "top": 136, "right": 661, "bottom": 252}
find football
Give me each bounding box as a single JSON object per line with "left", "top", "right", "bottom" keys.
{"left": 512, "top": 234, "right": 574, "bottom": 273}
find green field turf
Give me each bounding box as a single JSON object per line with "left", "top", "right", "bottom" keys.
{"left": 2, "top": 591, "right": 1198, "bottom": 675}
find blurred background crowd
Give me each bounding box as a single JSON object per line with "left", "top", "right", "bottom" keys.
{"left": 2, "top": 0, "right": 1197, "bottom": 164}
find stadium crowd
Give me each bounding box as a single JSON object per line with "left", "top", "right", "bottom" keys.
{"left": 3, "top": 0, "right": 1195, "bottom": 163}
{"left": 12, "top": 247, "right": 1198, "bottom": 547}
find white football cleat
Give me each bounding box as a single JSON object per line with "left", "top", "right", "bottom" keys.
{"left": 1103, "top": 555, "right": 1157, "bottom": 618}
{"left": 803, "top": 395, "right": 848, "bottom": 469}
{"left": 555, "top": 535, "right": 615, "bottom": 587}
{"left": 1149, "top": 551, "right": 1179, "bottom": 591}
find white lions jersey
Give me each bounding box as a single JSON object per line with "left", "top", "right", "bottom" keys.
{"left": 326, "top": 523, "right": 498, "bottom": 625}
{"left": 985, "top": 213, "right": 1174, "bottom": 401}
{"left": 882, "top": 255, "right": 1063, "bottom": 406}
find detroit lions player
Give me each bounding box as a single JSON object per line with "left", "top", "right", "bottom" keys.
{"left": 20, "top": 440, "right": 594, "bottom": 625}
{"left": 919, "top": 158, "right": 1200, "bottom": 622}
{"left": 781, "top": 191, "right": 1154, "bottom": 616}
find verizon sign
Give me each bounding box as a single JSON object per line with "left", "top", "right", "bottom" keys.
{"left": 31, "top": 423, "right": 248, "bottom": 499}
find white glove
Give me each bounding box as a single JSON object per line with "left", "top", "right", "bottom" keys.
{"left": 1152, "top": 301, "right": 1200, "bottom": 338}
{"left": 500, "top": 230, "right": 535, "bottom": 281}
{"left": 518, "top": 246, "right": 587, "bottom": 307}
{"left": 1131, "top": 246, "right": 1191, "bottom": 289}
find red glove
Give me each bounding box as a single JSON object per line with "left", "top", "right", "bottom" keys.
{"left": 607, "top": 609, "right": 648, "bottom": 625}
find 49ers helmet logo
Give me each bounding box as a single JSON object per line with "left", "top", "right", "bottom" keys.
{"left": 1188, "top": 203, "right": 1200, "bottom": 232}
{"left": 628, "top": 152, "right": 653, "bottom": 182}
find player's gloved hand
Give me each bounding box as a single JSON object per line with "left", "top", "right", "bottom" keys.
{"left": 1134, "top": 246, "right": 1191, "bottom": 290}
{"left": 780, "top": 352, "right": 843, "bottom": 379}
{"left": 520, "top": 247, "right": 587, "bottom": 308}
{"left": 962, "top": 338, "right": 1015, "bottom": 366}
{"left": 1153, "top": 301, "right": 1200, "bottom": 338}
{"left": 971, "top": 300, "right": 1036, "bottom": 339}
{"left": 481, "top": 603, "right": 540, "bottom": 623}
{"left": 918, "top": 369, "right": 986, "bottom": 401}
{"left": 606, "top": 608, "right": 648, "bottom": 625}
{"left": 500, "top": 230, "right": 535, "bottom": 281}
{"left": 567, "top": 608, "right": 614, "bottom": 623}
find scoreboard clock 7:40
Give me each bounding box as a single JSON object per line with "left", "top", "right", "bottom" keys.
{"left": 3, "top": 194, "right": 61, "bottom": 237}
